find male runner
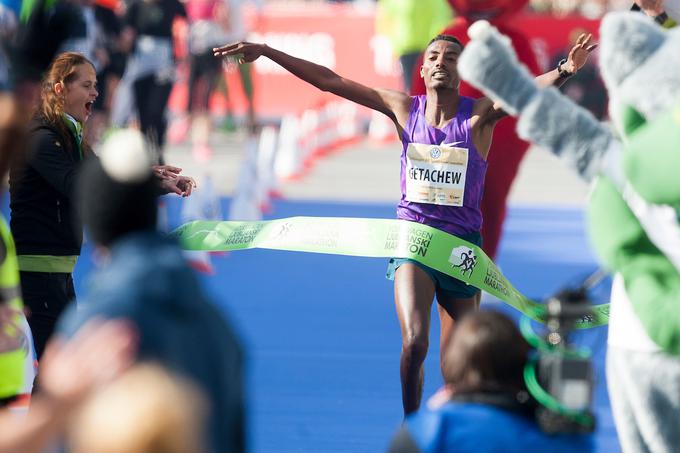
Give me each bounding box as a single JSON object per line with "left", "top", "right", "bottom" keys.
{"left": 213, "top": 31, "right": 595, "bottom": 414}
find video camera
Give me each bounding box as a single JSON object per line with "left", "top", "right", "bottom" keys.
{"left": 521, "top": 270, "right": 605, "bottom": 435}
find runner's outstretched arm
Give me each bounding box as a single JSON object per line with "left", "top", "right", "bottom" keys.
{"left": 213, "top": 42, "right": 412, "bottom": 124}
{"left": 534, "top": 33, "right": 598, "bottom": 89}
{"left": 470, "top": 31, "right": 598, "bottom": 129}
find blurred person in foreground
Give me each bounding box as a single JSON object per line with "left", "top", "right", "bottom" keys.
{"left": 0, "top": 318, "right": 136, "bottom": 453}
{"left": 0, "top": 68, "right": 36, "bottom": 408}
{"left": 68, "top": 363, "right": 207, "bottom": 453}
{"left": 57, "top": 128, "right": 245, "bottom": 453}
{"left": 0, "top": 303, "right": 33, "bottom": 410}
{"left": 0, "top": 207, "right": 37, "bottom": 407}
{"left": 9, "top": 51, "right": 195, "bottom": 360}
{"left": 388, "top": 310, "right": 593, "bottom": 453}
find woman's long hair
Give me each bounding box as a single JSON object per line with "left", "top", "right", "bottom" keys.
{"left": 443, "top": 310, "right": 530, "bottom": 395}
{"left": 38, "top": 52, "right": 95, "bottom": 155}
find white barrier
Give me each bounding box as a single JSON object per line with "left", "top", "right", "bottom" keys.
{"left": 274, "top": 99, "right": 363, "bottom": 181}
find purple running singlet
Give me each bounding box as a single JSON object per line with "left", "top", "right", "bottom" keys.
{"left": 397, "top": 95, "right": 487, "bottom": 236}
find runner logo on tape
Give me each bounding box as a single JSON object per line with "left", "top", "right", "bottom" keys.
{"left": 449, "top": 246, "right": 477, "bottom": 277}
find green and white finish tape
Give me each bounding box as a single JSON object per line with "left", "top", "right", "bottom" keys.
{"left": 171, "top": 216, "right": 609, "bottom": 329}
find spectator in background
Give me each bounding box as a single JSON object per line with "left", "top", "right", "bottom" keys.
{"left": 0, "top": 187, "right": 36, "bottom": 405}
{"left": 58, "top": 128, "right": 245, "bottom": 453}
{"left": 55, "top": 0, "right": 107, "bottom": 69}
{"left": 9, "top": 52, "right": 99, "bottom": 360}
{"left": 388, "top": 310, "right": 593, "bottom": 453}
{"left": 0, "top": 304, "right": 33, "bottom": 409}
{"left": 86, "top": 0, "right": 128, "bottom": 145}
{"left": 180, "top": 0, "right": 247, "bottom": 161}
{"left": 215, "top": 0, "right": 263, "bottom": 135}
{"left": 113, "top": 0, "right": 187, "bottom": 163}
{"left": 528, "top": 0, "right": 656, "bottom": 16}
{"left": 68, "top": 363, "right": 207, "bottom": 453}
{"left": 9, "top": 51, "right": 195, "bottom": 361}
{"left": 376, "top": 0, "right": 452, "bottom": 92}
{"left": 165, "top": 0, "right": 263, "bottom": 143}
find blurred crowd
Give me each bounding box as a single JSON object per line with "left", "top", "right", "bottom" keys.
{"left": 530, "top": 0, "right": 639, "bottom": 16}
{"left": 245, "top": 0, "right": 654, "bottom": 18}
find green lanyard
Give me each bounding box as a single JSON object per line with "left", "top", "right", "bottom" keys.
{"left": 20, "top": 0, "right": 58, "bottom": 23}
{"left": 62, "top": 114, "right": 83, "bottom": 160}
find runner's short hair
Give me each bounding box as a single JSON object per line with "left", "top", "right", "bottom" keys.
{"left": 428, "top": 35, "right": 464, "bottom": 50}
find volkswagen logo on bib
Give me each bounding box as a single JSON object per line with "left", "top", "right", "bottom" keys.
{"left": 430, "top": 147, "right": 442, "bottom": 159}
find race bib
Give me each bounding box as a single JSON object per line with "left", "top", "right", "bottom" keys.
{"left": 405, "top": 143, "right": 468, "bottom": 206}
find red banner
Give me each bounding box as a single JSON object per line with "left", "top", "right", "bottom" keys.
{"left": 169, "top": 4, "right": 601, "bottom": 119}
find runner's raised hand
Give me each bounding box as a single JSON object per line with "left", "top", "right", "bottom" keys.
{"left": 213, "top": 42, "right": 266, "bottom": 64}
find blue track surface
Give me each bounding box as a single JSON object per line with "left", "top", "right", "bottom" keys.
{"left": 73, "top": 198, "right": 618, "bottom": 452}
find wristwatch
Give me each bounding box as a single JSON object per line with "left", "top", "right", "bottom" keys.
{"left": 631, "top": 4, "right": 674, "bottom": 28}
{"left": 653, "top": 12, "right": 674, "bottom": 27}
{"left": 557, "top": 58, "right": 575, "bottom": 78}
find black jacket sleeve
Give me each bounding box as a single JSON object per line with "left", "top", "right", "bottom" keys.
{"left": 27, "top": 128, "right": 79, "bottom": 199}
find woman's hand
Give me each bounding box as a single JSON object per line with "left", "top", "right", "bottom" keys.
{"left": 153, "top": 165, "right": 196, "bottom": 197}
{"left": 152, "top": 164, "right": 182, "bottom": 180}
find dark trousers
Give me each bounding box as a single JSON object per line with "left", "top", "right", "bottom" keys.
{"left": 399, "top": 52, "right": 421, "bottom": 94}
{"left": 188, "top": 50, "right": 221, "bottom": 112}
{"left": 20, "top": 271, "right": 75, "bottom": 359}
{"left": 133, "top": 73, "right": 173, "bottom": 163}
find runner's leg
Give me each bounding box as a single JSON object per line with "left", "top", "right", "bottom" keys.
{"left": 394, "top": 263, "right": 436, "bottom": 415}
{"left": 436, "top": 291, "right": 480, "bottom": 378}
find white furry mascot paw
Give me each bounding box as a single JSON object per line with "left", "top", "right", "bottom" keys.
{"left": 600, "top": 12, "right": 680, "bottom": 132}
